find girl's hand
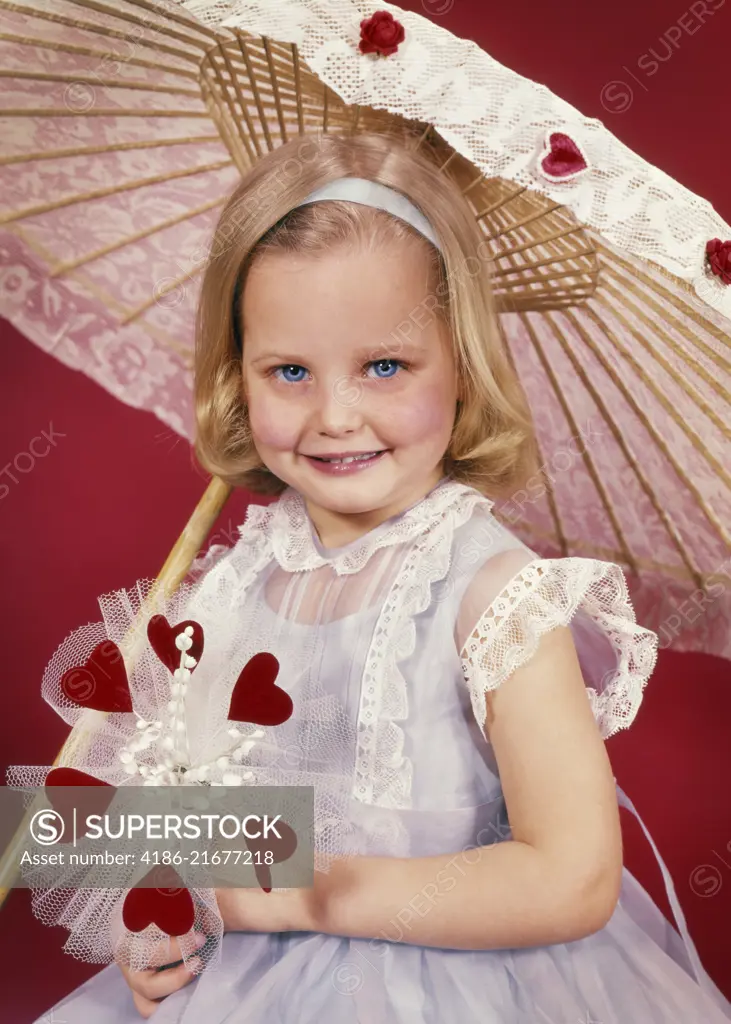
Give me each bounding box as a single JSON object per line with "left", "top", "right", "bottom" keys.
{"left": 115, "top": 932, "right": 207, "bottom": 1019}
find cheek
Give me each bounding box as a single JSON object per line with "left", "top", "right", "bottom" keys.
{"left": 385, "top": 384, "right": 454, "bottom": 442}
{"left": 248, "top": 404, "right": 299, "bottom": 450}
{"left": 246, "top": 386, "right": 301, "bottom": 450}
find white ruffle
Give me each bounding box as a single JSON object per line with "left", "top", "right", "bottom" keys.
{"left": 263, "top": 480, "right": 494, "bottom": 576}
{"left": 459, "top": 556, "right": 659, "bottom": 740}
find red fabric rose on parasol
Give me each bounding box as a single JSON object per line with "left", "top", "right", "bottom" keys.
{"left": 359, "top": 10, "right": 405, "bottom": 57}
{"left": 706, "top": 238, "right": 731, "bottom": 285}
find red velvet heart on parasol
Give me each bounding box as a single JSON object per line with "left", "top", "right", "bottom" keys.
{"left": 539, "top": 131, "right": 589, "bottom": 180}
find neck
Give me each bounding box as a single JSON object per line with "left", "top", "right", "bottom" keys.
{"left": 304, "top": 467, "right": 446, "bottom": 550}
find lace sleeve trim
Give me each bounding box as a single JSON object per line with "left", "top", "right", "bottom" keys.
{"left": 459, "top": 557, "right": 659, "bottom": 740}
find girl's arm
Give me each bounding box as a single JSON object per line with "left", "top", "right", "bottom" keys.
{"left": 223, "top": 625, "right": 623, "bottom": 950}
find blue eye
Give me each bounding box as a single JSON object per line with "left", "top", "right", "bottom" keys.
{"left": 269, "top": 359, "right": 406, "bottom": 384}
{"left": 368, "top": 359, "right": 402, "bottom": 379}
{"left": 272, "top": 365, "right": 308, "bottom": 383}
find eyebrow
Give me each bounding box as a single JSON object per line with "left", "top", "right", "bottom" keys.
{"left": 249, "top": 341, "right": 423, "bottom": 366}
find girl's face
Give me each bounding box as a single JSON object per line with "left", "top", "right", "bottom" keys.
{"left": 240, "top": 241, "right": 460, "bottom": 544}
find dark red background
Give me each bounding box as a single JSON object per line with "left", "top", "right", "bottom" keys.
{"left": 1, "top": 1, "right": 730, "bottom": 1021}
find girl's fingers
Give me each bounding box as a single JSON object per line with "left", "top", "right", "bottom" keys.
{"left": 131, "top": 958, "right": 201, "bottom": 1002}
{"left": 131, "top": 989, "right": 159, "bottom": 1020}
{"left": 116, "top": 935, "right": 181, "bottom": 974}
{"left": 143, "top": 931, "right": 205, "bottom": 969}
{"left": 147, "top": 935, "right": 184, "bottom": 970}
{"left": 116, "top": 931, "right": 206, "bottom": 1013}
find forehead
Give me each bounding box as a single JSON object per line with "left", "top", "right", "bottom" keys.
{"left": 241, "top": 245, "right": 443, "bottom": 355}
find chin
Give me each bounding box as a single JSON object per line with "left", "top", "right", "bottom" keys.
{"left": 304, "top": 475, "right": 391, "bottom": 504}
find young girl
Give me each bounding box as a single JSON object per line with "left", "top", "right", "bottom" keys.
{"left": 36, "top": 131, "right": 731, "bottom": 1023}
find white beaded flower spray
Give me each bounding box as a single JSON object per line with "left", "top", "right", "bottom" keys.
{"left": 85, "top": 615, "right": 292, "bottom": 792}
{"left": 41, "top": 613, "right": 299, "bottom": 926}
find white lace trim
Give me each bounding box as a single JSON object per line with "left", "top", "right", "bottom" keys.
{"left": 264, "top": 479, "right": 493, "bottom": 575}
{"left": 354, "top": 485, "right": 489, "bottom": 806}
{"left": 188, "top": 507, "right": 275, "bottom": 616}
{"left": 459, "top": 557, "right": 659, "bottom": 740}
{"left": 185, "top": 542, "right": 234, "bottom": 584}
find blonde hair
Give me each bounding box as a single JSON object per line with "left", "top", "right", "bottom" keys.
{"left": 193, "top": 130, "right": 540, "bottom": 500}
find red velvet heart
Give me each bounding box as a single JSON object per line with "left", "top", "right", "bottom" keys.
{"left": 246, "top": 820, "right": 299, "bottom": 893}
{"left": 123, "top": 867, "right": 195, "bottom": 936}
{"left": 60, "top": 640, "right": 132, "bottom": 713}
{"left": 45, "top": 768, "right": 115, "bottom": 846}
{"left": 254, "top": 860, "right": 273, "bottom": 894}
{"left": 147, "top": 616, "right": 204, "bottom": 675}
{"left": 227, "top": 652, "right": 292, "bottom": 726}
{"left": 46, "top": 767, "right": 114, "bottom": 789}
{"left": 540, "top": 132, "right": 588, "bottom": 180}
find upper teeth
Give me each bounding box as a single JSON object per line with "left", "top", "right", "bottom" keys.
{"left": 322, "top": 453, "right": 378, "bottom": 464}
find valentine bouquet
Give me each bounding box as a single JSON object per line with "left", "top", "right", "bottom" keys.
{"left": 5, "top": 547, "right": 360, "bottom": 974}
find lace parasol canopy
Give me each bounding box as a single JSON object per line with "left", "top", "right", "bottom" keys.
{"left": 0, "top": 0, "right": 729, "bottom": 649}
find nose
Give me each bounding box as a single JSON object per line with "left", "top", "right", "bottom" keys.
{"left": 311, "top": 374, "right": 366, "bottom": 435}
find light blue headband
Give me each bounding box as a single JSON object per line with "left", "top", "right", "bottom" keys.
{"left": 299, "top": 176, "right": 443, "bottom": 253}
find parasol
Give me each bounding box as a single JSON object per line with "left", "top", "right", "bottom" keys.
{"left": 1, "top": 0, "right": 730, "bottom": 666}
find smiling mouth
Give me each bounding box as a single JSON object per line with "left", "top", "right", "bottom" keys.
{"left": 304, "top": 451, "right": 388, "bottom": 464}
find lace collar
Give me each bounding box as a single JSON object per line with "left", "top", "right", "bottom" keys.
{"left": 266, "top": 476, "right": 493, "bottom": 575}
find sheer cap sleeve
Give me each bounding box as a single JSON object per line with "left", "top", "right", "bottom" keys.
{"left": 455, "top": 550, "right": 659, "bottom": 740}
